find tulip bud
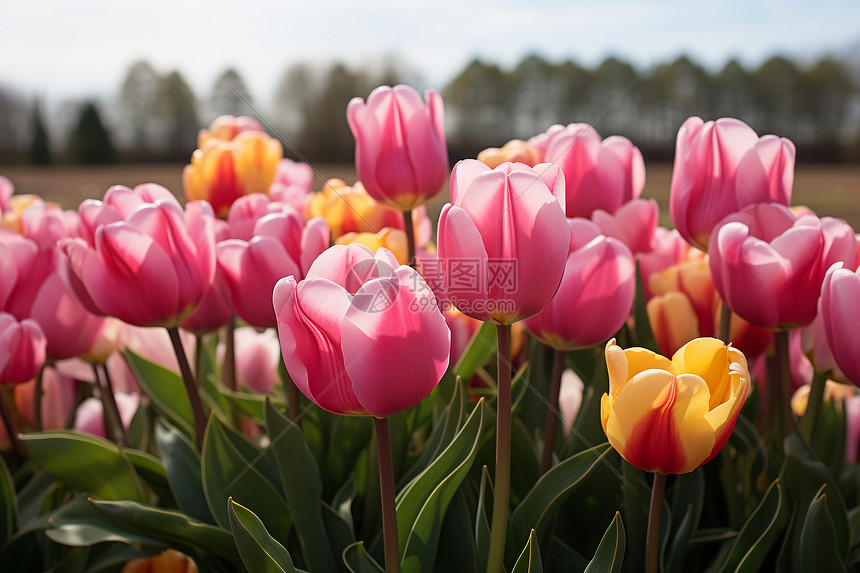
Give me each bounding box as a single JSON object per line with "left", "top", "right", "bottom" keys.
{"left": 670, "top": 117, "right": 795, "bottom": 251}
{"left": 544, "top": 124, "right": 645, "bottom": 219}
{"left": 601, "top": 337, "right": 750, "bottom": 474}
{"left": 437, "top": 160, "right": 568, "bottom": 324}
{"left": 347, "top": 85, "right": 448, "bottom": 211}
{"left": 274, "top": 244, "right": 450, "bottom": 417}
{"left": 821, "top": 263, "right": 860, "bottom": 386}
{"left": 0, "top": 312, "right": 47, "bottom": 385}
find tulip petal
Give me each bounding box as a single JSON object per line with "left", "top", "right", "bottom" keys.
{"left": 273, "top": 277, "right": 363, "bottom": 414}
{"left": 436, "top": 204, "right": 490, "bottom": 321}
{"left": 342, "top": 267, "right": 450, "bottom": 417}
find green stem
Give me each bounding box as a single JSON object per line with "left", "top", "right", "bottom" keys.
{"left": 223, "top": 316, "right": 236, "bottom": 392}
{"left": 0, "top": 387, "right": 25, "bottom": 459}
{"left": 487, "top": 323, "right": 513, "bottom": 573}
{"left": 801, "top": 370, "right": 827, "bottom": 443}
{"left": 33, "top": 365, "right": 45, "bottom": 431}
{"left": 167, "top": 327, "right": 207, "bottom": 449}
{"left": 374, "top": 417, "right": 401, "bottom": 573}
{"left": 100, "top": 364, "right": 131, "bottom": 446}
{"left": 539, "top": 348, "right": 566, "bottom": 476}
{"left": 645, "top": 472, "right": 668, "bottom": 573}
{"left": 403, "top": 209, "right": 416, "bottom": 268}
{"left": 718, "top": 300, "right": 732, "bottom": 345}
{"left": 279, "top": 355, "right": 302, "bottom": 429}
{"left": 774, "top": 329, "right": 794, "bottom": 440}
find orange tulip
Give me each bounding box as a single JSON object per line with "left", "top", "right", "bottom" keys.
{"left": 121, "top": 549, "right": 197, "bottom": 573}
{"left": 335, "top": 227, "right": 409, "bottom": 265}
{"left": 477, "top": 139, "right": 541, "bottom": 168}
{"left": 183, "top": 131, "right": 282, "bottom": 218}
{"left": 601, "top": 337, "right": 749, "bottom": 474}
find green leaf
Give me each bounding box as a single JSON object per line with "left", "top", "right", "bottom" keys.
{"left": 584, "top": 512, "right": 625, "bottom": 573}
{"left": 715, "top": 479, "right": 789, "bottom": 573}
{"left": 124, "top": 350, "right": 196, "bottom": 441}
{"left": 433, "top": 488, "right": 479, "bottom": 572}
{"left": 799, "top": 487, "right": 847, "bottom": 573}
{"left": 265, "top": 399, "right": 338, "bottom": 572}
{"left": 155, "top": 421, "right": 213, "bottom": 523}
{"left": 321, "top": 501, "right": 356, "bottom": 563}
{"left": 220, "top": 388, "right": 268, "bottom": 423}
{"left": 43, "top": 496, "right": 163, "bottom": 548}
{"left": 453, "top": 322, "right": 496, "bottom": 381}
{"left": 779, "top": 432, "right": 851, "bottom": 567}
{"left": 0, "top": 453, "right": 18, "bottom": 543}
{"left": 342, "top": 542, "right": 385, "bottom": 573}
{"left": 19, "top": 430, "right": 147, "bottom": 502}
{"left": 228, "top": 498, "right": 306, "bottom": 573}
{"left": 475, "top": 466, "right": 493, "bottom": 573}
{"left": 511, "top": 530, "right": 542, "bottom": 573}
{"left": 397, "top": 400, "right": 485, "bottom": 573}
{"left": 511, "top": 442, "right": 611, "bottom": 547}
{"left": 665, "top": 468, "right": 704, "bottom": 573}
{"left": 89, "top": 498, "right": 240, "bottom": 563}
{"left": 201, "top": 415, "right": 292, "bottom": 543}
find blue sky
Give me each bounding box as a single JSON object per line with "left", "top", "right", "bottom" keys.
{"left": 1, "top": 0, "right": 857, "bottom": 103}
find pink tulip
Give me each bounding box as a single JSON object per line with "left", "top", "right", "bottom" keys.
{"left": 0, "top": 176, "right": 11, "bottom": 212}
{"left": 73, "top": 392, "right": 139, "bottom": 438}
{"left": 670, "top": 117, "right": 795, "bottom": 251}
{"left": 271, "top": 158, "right": 314, "bottom": 192}
{"left": 710, "top": 203, "right": 855, "bottom": 329}
{"left": 347, "top": 85, "right": 448, "bottom": 210}
{"left": 62, "top": 187, "right": 216, "bottom": 328}
{"left": 524, "top": 219, "right": 635, "bottom": 350}
{"left": 274, "top": 244, "right": 450, "bottom": 417}
{"left": 0, "top": 312, "right": 47, "bottom": 385}
{"left": 14, "top": 366, "right": 78, "bottom": 428}
{"left": 437, "top": 160, "right": 568, "bottom": 324}
{"left": 559, "top": 369, "right": 585, "bottom": 437}
{"left": 218, "top": 327, "right": 281, "bottom": 394}
{"left": 591, "top": 198, "right": 658, "bottom": 255}
{"left": 180, "top": 281, "right": 233, "bottom": 334}
{"left": 0, "top": 233, "right": 106, "bottom": 360}
{"left": 821, "top": 263, "right": 860, "bottom": 386}
{"left": 543, "top": 124, "right": 645, "bottom": 218}
{"left": 218, "top": 208, "right": 330, "bottom": 327}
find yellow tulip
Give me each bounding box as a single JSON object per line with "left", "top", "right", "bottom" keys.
{"left": 308, "top": 179, "right": 396, "bottom": 239}
{"left": 791, "top": 380, "right": 857, "bottom": 417}
{"left": 183, "top": 131, "right": 282, "bottom": 218}
{"left": 335, "top": 227, "right": 409, "bottom": 265}
{"left": 601, "top": 337, "right": 749, "bottom": 474}
{"left": 477, "top": 139, "right": 541, "bottom": 169}
{"left": 646, "top": 292, "right": 700, "bottom": 357}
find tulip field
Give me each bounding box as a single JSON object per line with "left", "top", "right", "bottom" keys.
{"left": 2, "top": 86, "right": 860, "bottom": 573}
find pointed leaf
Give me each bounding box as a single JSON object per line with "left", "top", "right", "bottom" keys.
{"left": 584, "top": 512, "right": 626, "bottom": 573}
{"left": 89, "top": 498, "right": 240, "bottom": 563}
{"left": 511, "top": 442, "right": 611, "bottom": 546}
{"left": 201, "top": 415, "right": 292, "bottom": 543}
{"left": 799, "top": 487, "right": 846, "bottom": 573}
{"left": 511, "top": 529, "right": 543, "bottom": 573}
{"left": 228, "top": 498, "right": 306, "bottom": 573}
{"left": 453, "top": 322, "right": 496, "bottom": 381}
{"left": 19, "top": 430, "right": 146, "bottom": 502}
{"left": 155, "top": 421, "right": 213, "bottom": 523}
{"left": 716, "top": 479, "right": 789, "bottom": 573}
{"left": 0, "top": 453, "right": 17, "bottom": 542}
{"left": 265, "top": 399, "right": 338, "bottom": 572}
{"left": 124, "top": 350, "right": 196, "bottom": 441}
{"left": 343, "top": 542, "right": 385, "bottom": 573}
{"left": 398, "top": 400, "right": 485, "bottom": 573}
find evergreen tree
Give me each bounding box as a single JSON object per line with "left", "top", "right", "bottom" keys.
{"left": 67, "top": 102, "right": 116, "bottom": 164}
{"left": 28, "top": 100, "right": 51, "bottom": 165}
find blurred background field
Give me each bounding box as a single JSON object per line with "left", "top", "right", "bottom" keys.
{"left": 3, "top": 161, "right": 858, "bottom": 230}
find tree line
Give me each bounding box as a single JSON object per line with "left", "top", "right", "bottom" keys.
{"left": 0, "top": 53, "right": 857, "bottom": 165}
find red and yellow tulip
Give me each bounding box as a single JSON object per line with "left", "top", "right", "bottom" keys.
{"left": 601, "top": 337, "right": 749, "bottom": 474}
